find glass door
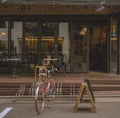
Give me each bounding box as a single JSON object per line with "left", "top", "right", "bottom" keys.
{"left": 89, "top": 20, "right": 107, "bottom": 72}
{"left": 72, "top": 22, "right": 88, "bottom": 72}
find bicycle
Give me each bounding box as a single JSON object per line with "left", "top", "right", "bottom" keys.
{"left": 34, "top": 65, "right": 56, "bottom": 114}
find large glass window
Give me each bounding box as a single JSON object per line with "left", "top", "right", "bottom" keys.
{"left": 23, "top": 22, "right": 38, "bottom": 72}
{"left": 40, "top": 22, "right": 67, "bottom": 73}
{"left": 40, "top": 22, "right": 56, "bottom": 59}
{"left": 0, "top": 21, "right": 8, "bottom": 72}
{"left": 110, "top": 18, "right": 118, "bottom": 73}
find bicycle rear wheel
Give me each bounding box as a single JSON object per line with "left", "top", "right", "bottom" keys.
{"left": 35, "top": 86, "right": 45, "bottom": 114}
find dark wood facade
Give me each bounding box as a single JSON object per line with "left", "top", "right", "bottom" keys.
{"left": 0, "top": 4, "right": 120, "bottom": 15}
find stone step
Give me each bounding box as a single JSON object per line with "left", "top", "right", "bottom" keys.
{"left": 0, "top": 75, "right": 120, "bottom": 96}
{"left": 1, "top": 83, "right": 120, "bottom": 96}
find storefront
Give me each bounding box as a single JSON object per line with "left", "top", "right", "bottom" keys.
{"left": 0, "top": 2, "right": 120, "bottom": 74}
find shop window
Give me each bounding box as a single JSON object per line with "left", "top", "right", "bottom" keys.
{"left": 0, "top": 21, "right": 8, "bottom": 72}
{"left": 110, "top": 18, "right": 118, "bottom": 73}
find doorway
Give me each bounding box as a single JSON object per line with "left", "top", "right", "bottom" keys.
{"left": 72, "top": 22, "right": 88, "bottom": 73}
{"left": 89, "top": 20, "right": 107, "bottom": 72}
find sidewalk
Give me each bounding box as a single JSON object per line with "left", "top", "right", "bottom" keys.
{"left": 0, "top": 101, "right": 120, "bottom": 118}
{"left": 0, "top": 75, "right": 120, "bottom": 118}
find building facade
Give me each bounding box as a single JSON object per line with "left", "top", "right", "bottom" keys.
{"left": 0, "top": 0, "right": 120, "bottom": 74}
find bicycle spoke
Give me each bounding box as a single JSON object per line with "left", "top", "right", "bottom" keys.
{"left": 35, "top": 86, "right": 45, "bottom": 114}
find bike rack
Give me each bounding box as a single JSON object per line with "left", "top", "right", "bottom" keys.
{"left": 16, "top": 84, "right": 26, "bottom": 97}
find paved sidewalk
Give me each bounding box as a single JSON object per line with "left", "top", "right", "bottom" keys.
{"left": 0, "top": 101, "right": 120, "bottom": 118}
{"left": 0, "top": 89, "right": 120, "bottom": 118}
{"left": 0, "top": 72, "right": 120, "bottom": 118}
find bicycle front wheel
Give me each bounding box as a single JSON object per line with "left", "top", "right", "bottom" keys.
{"left": 35, "top": 86, "right": 45, "bottom": 114}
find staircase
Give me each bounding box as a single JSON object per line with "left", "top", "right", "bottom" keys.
{"left": 60, "top": 79, "right": 120, "bottom": 97}
{"left": 0, "top": 73, "right": 120, "bottom": 97}
{"left": 0, "top": 82, "right": 31, "bottom": 96}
